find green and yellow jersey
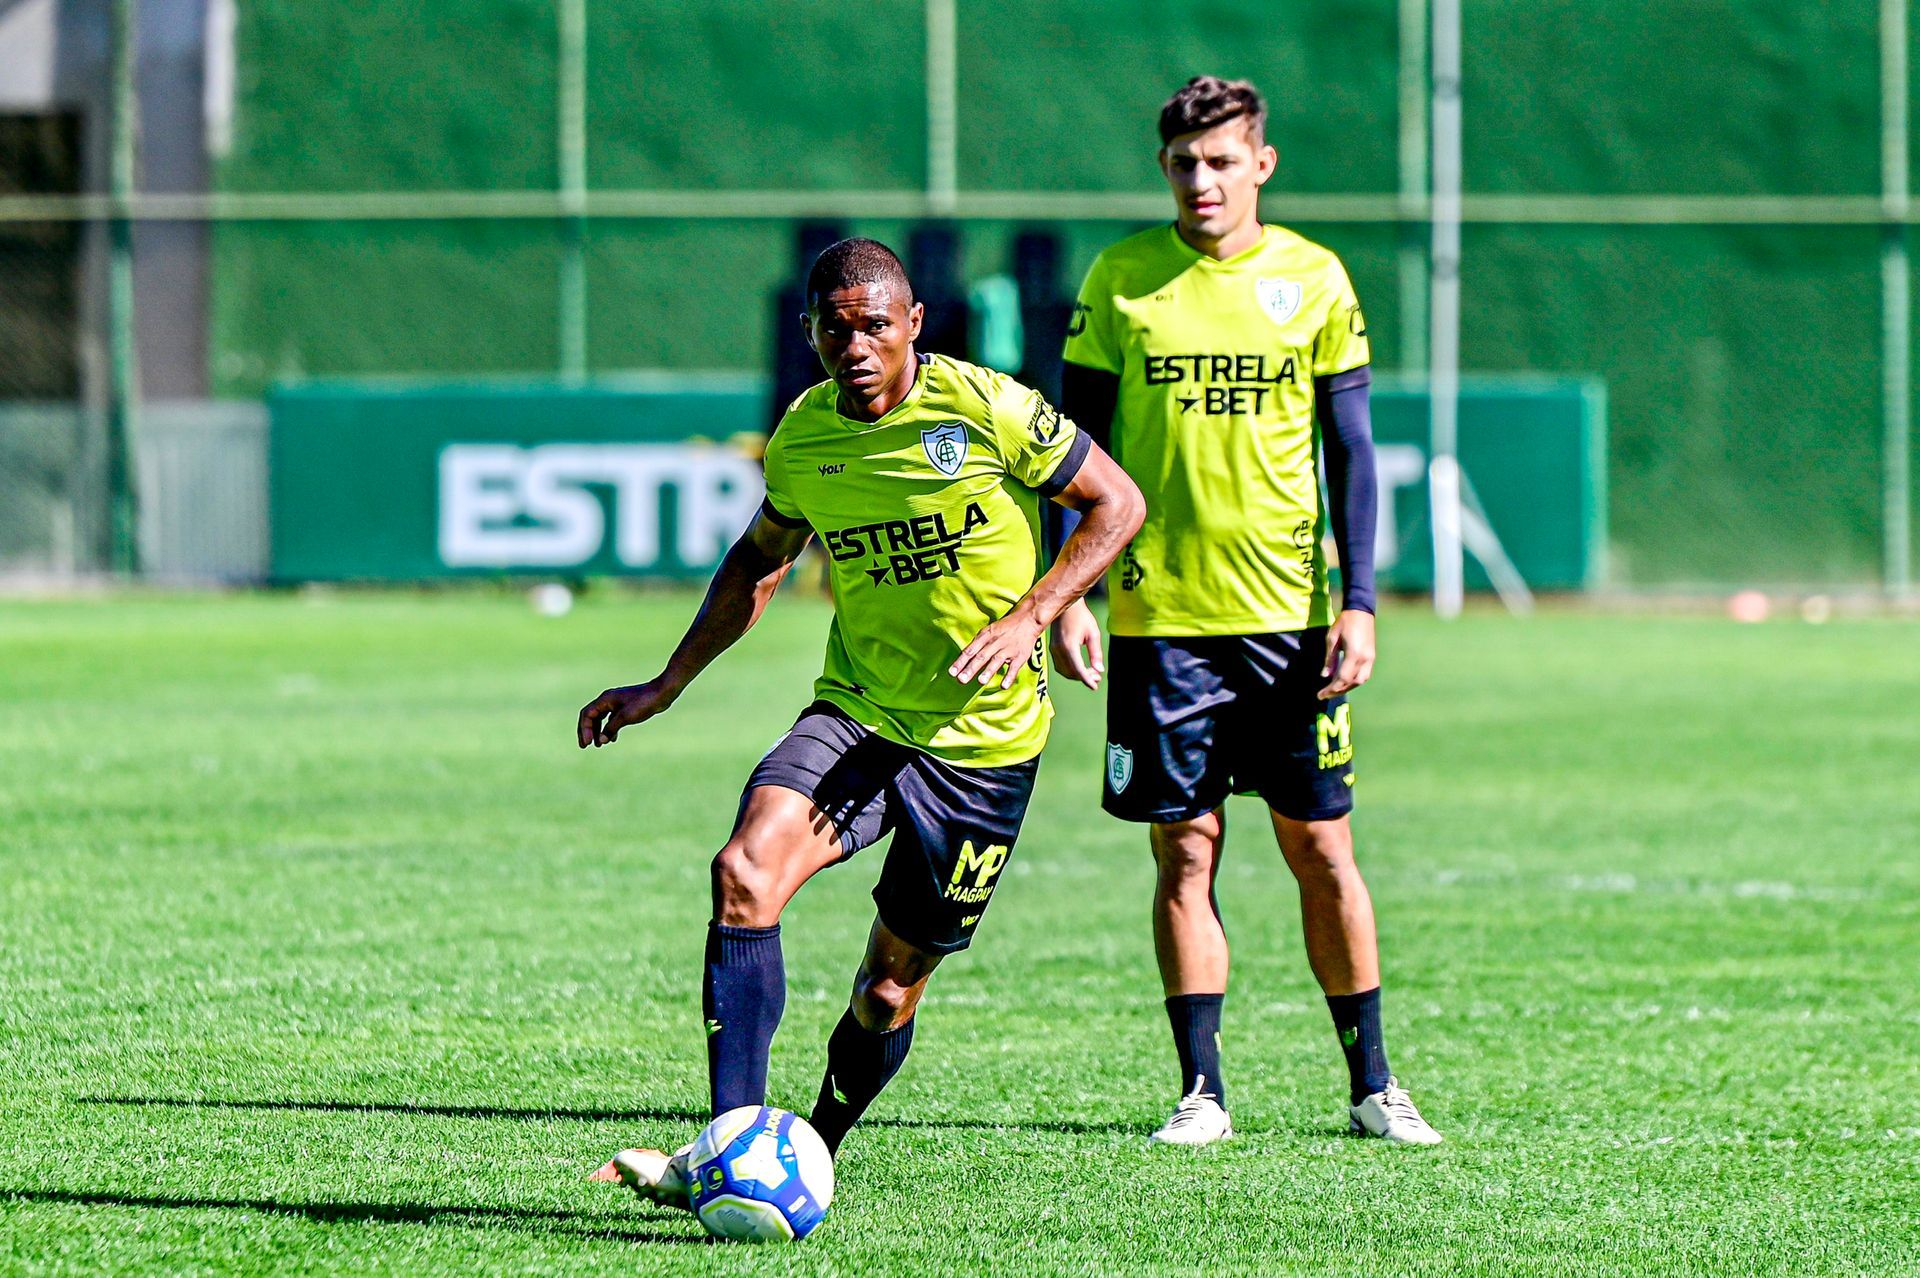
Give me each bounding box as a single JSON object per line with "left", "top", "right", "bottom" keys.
{"left": 1064, "top": 223, "right": 1370, "bottom": 637}
{"left": 762, "top": 353, "right": 1090, "bottom": 768}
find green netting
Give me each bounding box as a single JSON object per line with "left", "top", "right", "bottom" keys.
{"left": 204, "top": 0, "right": 1919, "bottom": 586}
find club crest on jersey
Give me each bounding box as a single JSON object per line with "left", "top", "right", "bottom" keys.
{"left": 1106, "top": 743, "right": 1134, "bottom": 794}
{"left": 1256, "top": 277, "right": 1303, "bottom": 326}
{"left": 921, "top": 421, "right": 969, "bottom": 477}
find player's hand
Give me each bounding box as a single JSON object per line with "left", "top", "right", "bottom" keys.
{"left": 1318, "top": 609, "right": 1376, "bottom": 701}
{"left": 951, "top": 603, "right": 1046, "bottom": 691}
{"left": 1049, "top": 599, "right": 1106, "bottom": 690}
{"left": 577, "top": 678, "right": 679, "bottom": 748}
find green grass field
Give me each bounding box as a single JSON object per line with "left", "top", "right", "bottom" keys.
{"left": 1, "top": 592, "right": 1916, "bottom": 1275}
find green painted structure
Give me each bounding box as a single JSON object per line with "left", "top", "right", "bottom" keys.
{"left": 214, "top": 1, "right": 1911, "bottom": 586}
{"left": 266, "top": 378, "right": 1600, "bottom": 587}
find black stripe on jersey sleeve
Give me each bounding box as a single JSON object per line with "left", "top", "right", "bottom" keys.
{"left": 759, "top": 497, "right": 811, "bottom": 529}
{"left": 1035, "top": 428, "right": 1094, "bottom": 499}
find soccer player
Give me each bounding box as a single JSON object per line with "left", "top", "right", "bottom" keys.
{"left": 579, "top": 238, "right": 1144, "bottom": 1205}
{"left": 1052, "top": 77, "right": 1441, "bottom": 1145}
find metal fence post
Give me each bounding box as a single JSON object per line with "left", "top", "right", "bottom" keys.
{"left": 558, "top": 0, "right": 588, "bottom": 382}
{"left": 1883, "top": 0, "right": 1912, "bottom": 598}
{"left": 1429, "top": 0, "right": 1463, "bottom": 617}
{"left": 1398, "top": 0, "right": 1429, "bottom": 376}
{"left": 926, "top": 0, "right": 957, "bottom": 216}
{"left": 107, "top": 0, "right": 141, "bottom": 573}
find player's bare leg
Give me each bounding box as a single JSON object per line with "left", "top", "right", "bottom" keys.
{"left": 1271, "top": 813, "right": 1378, "bottom": 995}
{"left": 808, "top": 917, "right": 943, "bottom": 1153}
{"left": 848, "top": 916, "right": 943, "bottom": 1031}
{"left": 708, "top": 785, "right": 846, "bottom": 921}
{"left": 594, "top": 784, "right": 845, "bottom": 1202}
{"left": 1273, "top": 811, "right": 1439, "bottom": 1144}
{"left": 1151, "top": 809, "right": 1229, "bottom": 995}
{"left": 1147, "top": 809, "right": 1234, "bottom": 1144}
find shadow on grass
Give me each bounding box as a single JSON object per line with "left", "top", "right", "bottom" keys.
{"left": 76, "top": 1095, "right": 1158, "bottom": 1136}
{"left": 1, "top": 1188, "right": 709, "bottom": 1246}
{"left": 74, "top": 1095, "right": 709, "bottom": 1126}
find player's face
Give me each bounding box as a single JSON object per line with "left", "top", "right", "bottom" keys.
{"left": 805, "top": 285, "right": 924, "bottom": 409}
{"left": 1159, "top": 122, "right": 1276, "bottom": 247}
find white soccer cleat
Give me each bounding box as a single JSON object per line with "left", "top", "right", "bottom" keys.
{"left": 1349, "top": 1078, "right": 1443, "bottom": 1145}
{"left": 1149, "top": 1078, "right": 1234, "bottom": 1146}
{"left": 589, "top": 1142, "right": 695, "bottom": 1210}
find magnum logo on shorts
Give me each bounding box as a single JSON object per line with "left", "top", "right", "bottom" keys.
{"left": 1106, "top": 742, "right": 1134, "bottom": 794}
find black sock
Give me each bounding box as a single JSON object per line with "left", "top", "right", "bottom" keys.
{"left": 808, "top": 1010, "right": 915, "bottom": 1155}
{"left": 1325, "top": 986, "right": 1392, "bottom": 1104}
{"left": 1165, "top": 993, "right": 1226, "bottom": 1106}
{"left": 703, "top": 922, "right": 786, "bottom": 1115}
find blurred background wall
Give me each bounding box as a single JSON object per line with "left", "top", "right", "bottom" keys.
{"left": 0, "top": 0, "right": 1912, "bottom": 590}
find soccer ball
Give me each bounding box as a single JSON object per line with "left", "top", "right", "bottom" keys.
{"left": 687, "top": 1105, "right": 835, "bottom": 1242}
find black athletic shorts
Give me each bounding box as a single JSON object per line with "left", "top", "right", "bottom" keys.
{"left": 1102, "top": 629, "right": 1355, "bottom": 825}
{"left": 742, "top": 701, "right": 1040, "bottom": 955}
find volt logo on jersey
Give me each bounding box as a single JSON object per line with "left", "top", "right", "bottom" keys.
{"left": 1256, "top": 278, "right": 1303, "bottom": 325}
{"left": 920, "top": 422, "right": 969, "bottom": 476}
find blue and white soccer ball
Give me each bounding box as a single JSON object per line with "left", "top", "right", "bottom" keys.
{"left": 687, "top": 1105, "right": 835, "bottom": 1242}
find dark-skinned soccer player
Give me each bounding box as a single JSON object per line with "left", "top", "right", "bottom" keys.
{"left": 580, "top": 238, "right": 1144, "bottom": 1205}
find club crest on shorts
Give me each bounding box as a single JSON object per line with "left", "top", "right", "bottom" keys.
{"left": 1256, "top": 277, "right": 1303, "bottom": 326}
{"left": 920, "top": 422, "right": 969, "bottom": 477}
{"left": 1106, "top": 742, "right": 1134, "bottom": 794}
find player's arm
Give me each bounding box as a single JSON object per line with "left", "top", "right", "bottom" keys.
{"left": 577, "top": 506, "right": 812, "bottom": 747}
{"left": 950, "top": 440, "right": 1144, "bottom": 689}
{"left": 1316, "top": 366, "right": 1378, "bottom": 700}
{"left": 1047, "top": 361, "right": 1124, "bottom": 688}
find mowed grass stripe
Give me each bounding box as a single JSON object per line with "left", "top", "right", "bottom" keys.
{"left": 1, "top": 595, "right": 1914, "bottom": 1275}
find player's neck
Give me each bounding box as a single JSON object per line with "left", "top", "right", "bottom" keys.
{"left": 1177, "top": 218, "right": 1264, "bottom": 261}
{"left": 837, "top": 348, "right": 921, "bottom": 421}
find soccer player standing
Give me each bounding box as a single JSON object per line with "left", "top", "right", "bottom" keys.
{"left": 1054, "top": 77, "right": 1440, "bottom": 1144}
{"left": 580, "top": 238, "right": 1144, "bottom": 1204}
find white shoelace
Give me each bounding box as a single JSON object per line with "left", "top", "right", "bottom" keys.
{"left": 1163, "top": 1077, "right": 1220, "bottom": 1130}
{"left": 1377, "top": 1082, "right": 1427, "bottom": 1127}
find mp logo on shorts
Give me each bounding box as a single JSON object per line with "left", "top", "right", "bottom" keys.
{"left": 1256, "top": 278, "right": 1303, "bottom": 326}
{"left": 920, "top": 422, "right": 969, "bottom": 477}
{"left": 1315, "top": 703, "right": 1354, "bottom": 770}
{"left": 945, "top": 840, "right": 1010, "bottom": 906}
{"left": 1106, "top": 742, "right": 1134, "bottom": 794}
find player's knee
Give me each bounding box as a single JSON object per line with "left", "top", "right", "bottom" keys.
{"left": 1286, "top": 822, "right": 1360, "bottom": 886}
{"left": 710, "top": 841, "right": 779, "bottom": 924}
{"left": 849, "top": 971, "right": 918, "bottom": 1032}
{"left": 1151, "top": 825, "right": 1219, "bottom": 885}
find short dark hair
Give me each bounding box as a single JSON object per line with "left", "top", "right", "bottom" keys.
{"left": 1158, "top": 76, "right": 1267, "bottom": 147}
{"left": 806, "top": 238, "right": 914, "bottom": 310}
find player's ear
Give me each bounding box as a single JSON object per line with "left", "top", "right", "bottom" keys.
{"left": 1255, "top": 143, "right": 1277, "bottom": 185}
{"left": 907, "top": 301, "right": 924, "bottom": 341}
{"left": 799, "top": 309, "right": 819, "bottom": 353}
